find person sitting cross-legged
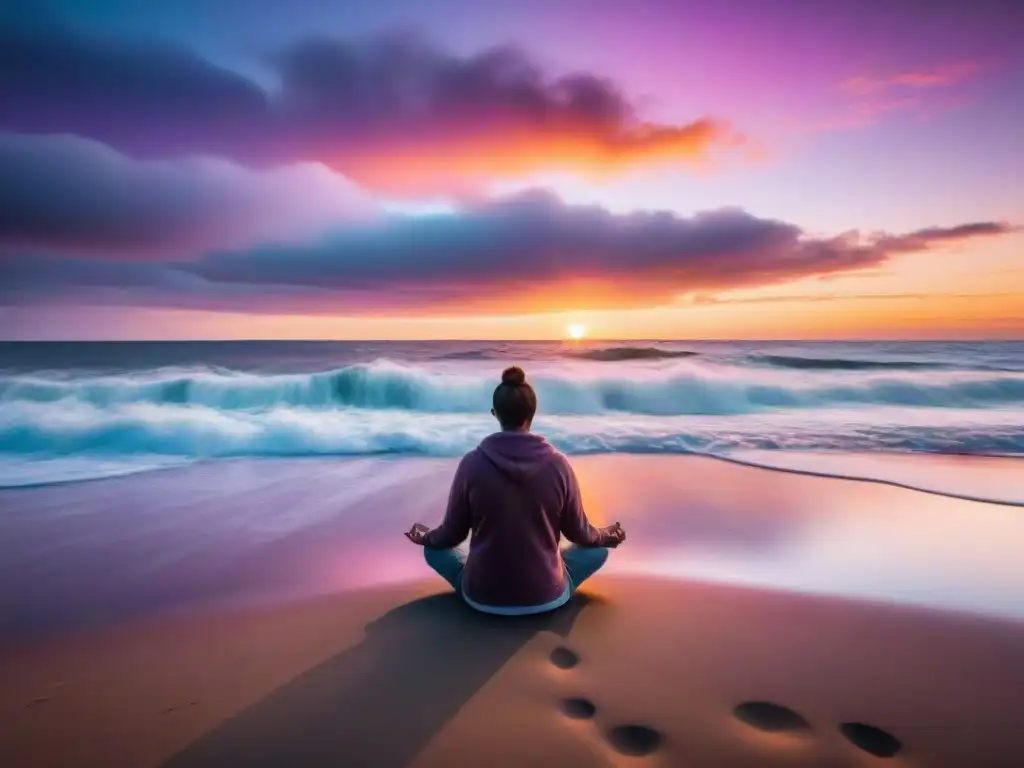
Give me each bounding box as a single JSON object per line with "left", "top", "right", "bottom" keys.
{"left": 405, "top": 365, "right": 626, "bottom": 615}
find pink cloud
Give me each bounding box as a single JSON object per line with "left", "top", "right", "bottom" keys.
{"left": 842, "top": 61, "right": 982, "bottom": 96}
{"left": 797, "top": 61, "right": 985, "bottom": 133}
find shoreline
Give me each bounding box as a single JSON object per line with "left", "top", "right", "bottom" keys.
{"left": 3, "top": 447, "right": 1022, "bottom": 506}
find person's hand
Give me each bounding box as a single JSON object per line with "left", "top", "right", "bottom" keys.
{"left": 405, "top": 522, "right": 430, "bottom": 545}
{"left": 603, "top": 521, "right": 626, "bottom": 547}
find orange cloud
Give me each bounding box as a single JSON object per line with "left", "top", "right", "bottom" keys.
{"left": 326, "top": 119, "right": 739, "bottom": 196}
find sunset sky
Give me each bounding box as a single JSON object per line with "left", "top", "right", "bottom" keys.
{"left": 1, "top": 0, "right": 1022, "bottom": 340}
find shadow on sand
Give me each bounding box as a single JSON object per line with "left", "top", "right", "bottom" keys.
{"left": 162, "top": 592, "right": 600, "bottom": 768}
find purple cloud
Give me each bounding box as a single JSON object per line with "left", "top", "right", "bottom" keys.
{"left": 0, "top": 24, "right": 740, "bottom": 195}
{"left": 877, "top": 222, "right": 1017, "bottom": 251}
{"left": 0, "top": 132, "right": 375, "bottom": 257}
{"left": 842, "top": 62, "right": 983, "bottom": 96}
{"left": 1, "top": 188, "right": 1012, "bottom": 314}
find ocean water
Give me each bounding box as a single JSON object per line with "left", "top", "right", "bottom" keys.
{"left": 1, "top": 339, "right": 1022, "bottom": 490}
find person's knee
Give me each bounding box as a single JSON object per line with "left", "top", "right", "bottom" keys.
{"left": 422, "top": 547, "right": 464, "bottom": 591}
{"left": 566, "top": 544, "right": 609, "bottom": 573}
{"left": 590, "top": 546, "right": 610, "bottom": 569}
{"left": 424, "top": 545, "right": 460, "bottom": 572}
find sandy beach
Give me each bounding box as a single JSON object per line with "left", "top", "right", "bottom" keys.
{"left": 2, "top": 455, "right": 1024, "bottom": 767}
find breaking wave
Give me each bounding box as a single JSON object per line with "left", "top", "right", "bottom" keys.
{"left": 3, "top": 360, "right": 1024, "bottom": 416}
{"left": 2, "top": 356, "right": 1023, "bottom": 487}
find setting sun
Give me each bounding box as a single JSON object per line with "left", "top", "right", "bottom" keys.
{"left": 567, "top": 323, "right": 587, "bottom": 340}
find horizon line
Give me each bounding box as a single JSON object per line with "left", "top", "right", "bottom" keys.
{"left": 1, "top": 337, "right": 1022, "bottom": 345}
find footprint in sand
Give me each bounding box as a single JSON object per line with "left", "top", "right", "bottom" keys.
{"left": 549, "top": 646, "right": 579, "bottom": 669}
{"left": 605, "top": 724, "right": 664, "bottom": 756}
{"left": 560, "top": 697, "right": 597, "bottom": 719}
{"left": 551, "top": 649, "right": 900, "bottom": 762}
{"left": 840, "top": 722, "right": 902, "bottom": 758}
{"left": 733, "top": 701, "right": 812, "bottom": 734}
{"left": 552, "top": 645, "right": 665, "bottom": 757}
{"left": 733, "top": 701, "right": 902, "bottom": 759}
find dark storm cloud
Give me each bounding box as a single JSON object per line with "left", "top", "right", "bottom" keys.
{"left": 0, "top": 22, "right": 737, "bottom": 194}
{"left": 0, "top": 190, "right": 1012, "bottom": 314}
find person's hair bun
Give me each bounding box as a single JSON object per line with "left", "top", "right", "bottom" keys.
{"left": 501, "top": 366, "right": 526, "bottom": 386}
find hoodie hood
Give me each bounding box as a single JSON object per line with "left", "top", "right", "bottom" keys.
{"left": 477, "top": 431, "right": 559, "bottom": 482}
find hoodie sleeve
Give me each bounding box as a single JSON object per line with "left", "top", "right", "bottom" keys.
{"left": 559, "top": 460, "right": 615, "bottom": 548}
{"left": 422, "top": 454, "right": 473, "bottom": 549}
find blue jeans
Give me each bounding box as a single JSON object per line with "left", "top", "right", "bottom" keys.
{"left": 423, "top": 544, "right": 609, "bottom": 597}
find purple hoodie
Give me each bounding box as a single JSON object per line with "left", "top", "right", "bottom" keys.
{"left": 422, "top": 431, "right": 616, "bottom": 607}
